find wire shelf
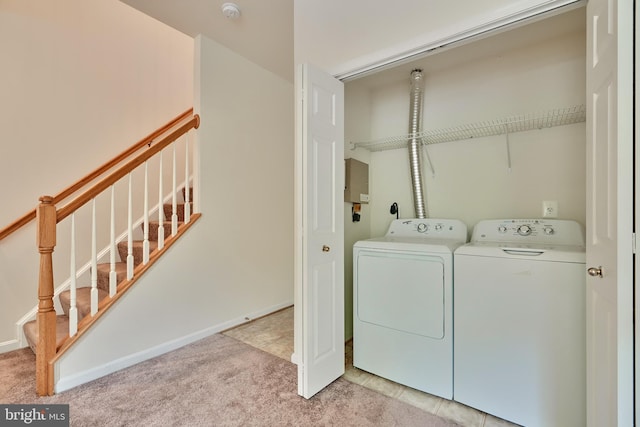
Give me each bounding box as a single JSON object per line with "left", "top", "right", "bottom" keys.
{"left": 351, "top": 104, "right": 586, "bottom": 152}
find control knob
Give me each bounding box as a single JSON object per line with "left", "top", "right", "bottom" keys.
{"left": 543, "top": 226, "right": 554, "bottom": 235}
{"left": 498, "top": 226, "right": 508, "bottom": 233}
{"left": 517, "top": 224, "right": 532, "bottom": 236}
{"left": 417, "top": 223, "right": 428, "bottom": 233}
{"left": 434, "top": 224, "right": 443, "bottom": 231}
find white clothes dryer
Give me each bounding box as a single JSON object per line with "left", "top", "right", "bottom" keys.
{"left": 454, "top": 219, "right": 586, "bottom": 427}
{"left": 353, "top": 218, "right": 467, "bottom": 399}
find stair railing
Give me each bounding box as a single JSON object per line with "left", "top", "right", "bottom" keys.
{"left": 0, "top": 109, "right": 196, "bottom": 243}
{"left": 28, "top": 110, "right": 200, "bottom": 396}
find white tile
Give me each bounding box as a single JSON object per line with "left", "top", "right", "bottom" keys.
{"left": 437, "top": 399, "right": 485, "bottom": 427}
{"left": 396, "top": 387, "right": 443, "bottom": 414}
{"left": 483, "top": 413, "right": 522, "bottom": 427}
{"left": 360, "top": 374, "right": 405, "bottom": 399}
{"left": 343, "top": 366, "right": 372, "bottom": 386}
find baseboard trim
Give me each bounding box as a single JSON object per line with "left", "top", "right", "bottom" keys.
{"left": 54, "top": 301, "right": 293, "bottom": 393}
{"left": 0, "top": 339, "right": 20, "bottom": 354}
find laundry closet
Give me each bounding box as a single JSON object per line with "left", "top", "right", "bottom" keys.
{"left": 343, "top": 6, "right": 586, "bottom": 339}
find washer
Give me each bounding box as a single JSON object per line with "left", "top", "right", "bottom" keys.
{"left": 454, "top": 219, "right": 586, "bottom": 427}
{"left": 353, "top": 218, "right": 467, "bottom": 399}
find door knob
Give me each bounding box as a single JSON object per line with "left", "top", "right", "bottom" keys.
{"left": 587, "top": 266, "right": 603, "bottom": 278}
{"left": 322, "top": 245, "right": 330, "bottom": 252}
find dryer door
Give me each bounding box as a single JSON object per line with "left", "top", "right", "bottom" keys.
{"left": 356, "top": 250, "right": 445, "bottom": 339}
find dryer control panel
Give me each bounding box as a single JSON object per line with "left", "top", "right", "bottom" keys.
{"left": 471, "top": 219, "right": 585, "bottom": 246}
{"left": 386, "top": 218, "right": 467, "bottom": 241}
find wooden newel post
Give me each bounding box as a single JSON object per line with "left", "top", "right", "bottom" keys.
{"left": 36, "top": 196, "right": 56, "bottom": 396}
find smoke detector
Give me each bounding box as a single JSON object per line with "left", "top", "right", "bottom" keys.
{"left": 221, "top": 3, "right": 241, "bottom": 20}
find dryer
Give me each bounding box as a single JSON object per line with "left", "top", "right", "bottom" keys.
{"left": 353, "top": 218, "right": 467, "bottom": 399}
{"left": 454, "top": 219, "right": 586, "bottom": 427}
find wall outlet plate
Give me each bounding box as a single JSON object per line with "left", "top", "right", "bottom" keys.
{"left": 543, "top": 200, "right": 558, "bottom": 218}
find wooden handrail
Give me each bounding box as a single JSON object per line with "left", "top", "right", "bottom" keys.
{"left": 0, "top": 109, "right": 194, "bottom": 242}
{"left": 56, "top": 115, "right": 199, "bottom": 223}
{"left": 0, "top": 212, "right": 37, "bottom": 242}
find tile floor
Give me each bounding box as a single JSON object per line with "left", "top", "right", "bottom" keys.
{"left": 222, "top": 306, "right": 520, "bottom": 427}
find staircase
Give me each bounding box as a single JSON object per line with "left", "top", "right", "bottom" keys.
{"left": 23, "top": 195, "right": 192, "bottom": 354}
{"left": 0, "top": 109, "right": 200, "bottom": 396}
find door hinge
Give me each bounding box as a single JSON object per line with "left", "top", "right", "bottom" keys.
{"left": 632, "top": 233, "right": 637, "bottom": 254}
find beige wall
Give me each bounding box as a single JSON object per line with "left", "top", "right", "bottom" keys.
{"left": 0, "top": 0, "right": 193, "bottom": 347}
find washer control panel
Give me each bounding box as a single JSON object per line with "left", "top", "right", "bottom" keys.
{"left": 386, "top": 218, "right": 467, "bottom": 241}
{"left": 471, "top": 219, "right": 585, "bottom": 246}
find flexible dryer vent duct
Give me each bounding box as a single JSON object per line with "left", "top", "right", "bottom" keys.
{"left": 408, "top": 69, "right": 427, "bottom": 218}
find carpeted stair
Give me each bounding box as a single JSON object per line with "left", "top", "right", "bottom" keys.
{"left": 23, "top": 193, "right": 192, "bottom": 354}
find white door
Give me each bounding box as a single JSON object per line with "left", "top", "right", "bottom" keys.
{"left": 294, "top": 63, "right": 345, "bottom": 399}
{"left": 585, "top": 0, "right": 634, "bottom": 425}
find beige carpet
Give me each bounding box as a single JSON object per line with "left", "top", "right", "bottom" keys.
{"left": 0, "top": 334, "right": 459, "bottom": 426}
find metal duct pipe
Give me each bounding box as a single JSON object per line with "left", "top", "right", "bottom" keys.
{"left": 408, "top": 69, "right": 427, "bottom": 218}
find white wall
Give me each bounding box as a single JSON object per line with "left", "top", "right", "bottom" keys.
{"left": 348, "top": 15, "right": 586, "bottom": 239}
{"left": 0, "top": 0, "right": 193, "bottom": 347}
{"left": 56, "top": 34, "right": 295, "bottom": 387}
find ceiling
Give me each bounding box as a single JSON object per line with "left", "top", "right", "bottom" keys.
{"left": 120, "top": 0, "right": 584, "bottom": 85}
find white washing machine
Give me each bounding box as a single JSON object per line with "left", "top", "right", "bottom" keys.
{"left": 353, "top": 218, "right": 467, "bottom": 399}
{"left": 454, "top": 219, "right": 586, "bottom": 427}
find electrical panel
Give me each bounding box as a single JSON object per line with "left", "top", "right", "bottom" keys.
{"left": 344, "top": 158, "right": 369, "bottom": 203}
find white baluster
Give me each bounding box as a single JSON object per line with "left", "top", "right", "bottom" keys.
{"left": 127, "top": 173, "right": 134, "bottom": 279}
{"left": 69, "top": 214, "right": 78, "bottom": 336}
{"left": 157, "top": 151, "right": 165, "bottom": 250}
{"left": 91, "top": 199, "right": 98, "bottom": 316}
{"left": 171, "top": 144, "right": 178, "bottom": 236}
{"left": 109, "top": 185, "right": 117, "bottom": 297}
{"left": 184, "top": 133, "right": 191, "bottom": 224}
{"left": 143, "top": 161, "right": 150, "bottom": 264}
